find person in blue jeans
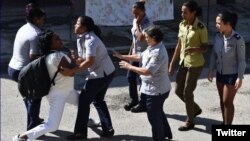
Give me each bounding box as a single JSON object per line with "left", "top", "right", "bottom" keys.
{"left": 61, "top": 16, "right": 116, "bottom": 140}
{"left": 8, "top": 5, "right": 46, "bottom": 130}
{"left": 114, "top": 25, "right": 172, "bottom": 141}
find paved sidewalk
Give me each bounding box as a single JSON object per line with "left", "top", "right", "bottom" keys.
{"left": 1, "top": 68, "right": 250, "bottom": 141}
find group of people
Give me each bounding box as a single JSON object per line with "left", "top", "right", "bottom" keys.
{"left": 9, "top": 0, "right": 246, "bottom": 141}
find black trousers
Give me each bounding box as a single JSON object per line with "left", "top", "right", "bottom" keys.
{"left": 74, "top": 71, "right": 115, "bottom": 134}
{"left": 127, "top": 61, "right": 146, "bottom": 107}
{"left": 144, "top": 91, "right": 172, "bottom": 141}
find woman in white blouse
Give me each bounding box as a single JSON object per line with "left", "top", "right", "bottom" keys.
{"left": 12, "top": 30, "right": 79, "bottom": 141}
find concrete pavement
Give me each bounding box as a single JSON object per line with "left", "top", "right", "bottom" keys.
{"left": 1, "top": 68, "right": 250, "bottom": 141}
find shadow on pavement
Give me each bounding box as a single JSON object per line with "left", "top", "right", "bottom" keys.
{"left": 166, "top": 114, "right": 222, "bottom": 135}
{"left": 38, "top": 129, "right": 164, "bottom": 141}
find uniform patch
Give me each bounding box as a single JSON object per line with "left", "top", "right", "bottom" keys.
{"left": 85, "top": 34, "right": 91, "bottom": 40}
{"left": 197, "top": 22, "right": 204, "bottom": 29}
{"left": 234, "top": 34, "right": 241, "bottom": 40}
{"left": 240, "top": 45, "right": 244, "bottom": 48}
{"left": 151, "top": 56, "right": 160, "bottom": 62}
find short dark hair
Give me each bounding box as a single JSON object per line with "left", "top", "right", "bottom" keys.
{"left": 218, "top": 11, "right": 238, "bottom": 30}
{"left": 26, "top": 8, "right": 46, "bottom": 24}
{"left": 38, "top": 30, "right": 54, "bottom": 55}
{"left": 144, "top": 25, "right": 164, "bottom": 43}
{"left": 183, "top": 0, "right": 202, "bottom": 17}
{"left": 133, "top": 1, "right": 145, "bottom": 11}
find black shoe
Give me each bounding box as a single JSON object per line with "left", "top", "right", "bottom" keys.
{"left": 38, "top": 118, "right": 44, "bottom": 124}
{"left": 131, "top": 105, "right": 146, "bottom": 113}
{"left": 33, "top": 118, "right": 44, "bottom": 127}
{"left": 67, "top": 133, "right": 87, "bottom": 140}
{"left": 178, "top": 122, "right": 195, "bottom": 131}
{"left": 100, "top": 129, "right": 115, "bottom": 137}
{"left": 194, "top": 109, "right": 202, "bottom": 117}
{"left": 124, "top": 102, "right": 138, "bottom": 111}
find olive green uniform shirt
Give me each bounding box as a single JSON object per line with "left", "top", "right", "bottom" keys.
{"left": 178, "top": 18, "right": 208, "bottom": 67}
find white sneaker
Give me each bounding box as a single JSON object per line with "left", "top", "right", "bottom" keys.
{"left": 12, "top": 135, "right": 26, "bottom": 141}
{"left": 87, "top": 118, "right": 101, "bottom": 127}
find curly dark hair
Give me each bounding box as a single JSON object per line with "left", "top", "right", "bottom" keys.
{"left": 38, "top": 30, "right": 54, "bottom": 55}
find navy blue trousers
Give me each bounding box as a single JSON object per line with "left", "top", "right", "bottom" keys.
{"left": 144, "top": 91, "right": 172, "bottom": 141}
{"left": 8, "top": 66, "right": 42, "bottom": 130}
{"left": 127, "top": 61, "right": 146, "bottom": 106}
{"left": 74, "top": 71, "right": 115, "bottom": 134}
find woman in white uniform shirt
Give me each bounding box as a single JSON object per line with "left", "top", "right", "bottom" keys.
{"left": 113, "top": 25, "right": 172, "bottom": 141}
{"left": 61, "top": 16, "right": 115, "bottom": 140}
{"left": 8, "top": 6, "right": 46, "bottom": 130}
{"left": 13, "top": 30, "right": 79, "bottom": 141}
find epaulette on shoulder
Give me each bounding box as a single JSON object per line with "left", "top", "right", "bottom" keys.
{"left": 234, "top": 33, "right": 241, "bottom": 40}
{"left": 84, "top": 34, "right": 91, "bottom": 40}
{"left": 197, "top": 22, "right": 205, "bottom": 29}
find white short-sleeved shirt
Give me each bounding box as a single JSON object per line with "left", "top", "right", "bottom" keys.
{"left": 140, "top": 42, "right": 171, "bottom": 95}
{"left": 77, "top": 32, "right": 115, "bottom": 79}
{"left": 45, "top": 52, "right": 74, "bottom": 90}
{"left": 9, "top": 22, "right": 41, "bottom": 70}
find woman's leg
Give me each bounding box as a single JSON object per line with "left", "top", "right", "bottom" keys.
{"left": 175, "top": 66, "right": 187, "bottom": 101}
{"left": 93, "top": 72, "right": 115, "bottom": 133}
{"left": 183, "top": 67, "right": 202, "bottom": 124}
{"left": 146, "top": 93, "right": 168, "bottom": 141}
{"left": 160, "top": 92, "right": 172, "bottom": 139}
{"left": 20, "top": 90, "right": 69, "bottom": 140}
{"left": 216, "top": 82, "right": 225, "bottom": 124}
{"left": 223, "top": 84, "right": 237, "bottom": 125}
{"left": 66, "top": 90, "right": 79, "bottom": 106}
{"left": 8, "top": 66, "right": 42, "bottom": 130}
{"left": 24, "top": 98, "right": 42, "bottom": 130}
{"left": 126, "top": 62, "right": 139, "bottom": 109}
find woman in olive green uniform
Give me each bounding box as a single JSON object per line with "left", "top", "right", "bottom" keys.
{"left": 168, "top": 0, "right": 208, "bottom": 131}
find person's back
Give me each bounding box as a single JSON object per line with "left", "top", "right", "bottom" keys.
{"left": 9, "top": 23, "right": 41, "bottom": 70}
{"left": 8, "top": 5, "right": 47, "bottom": 131}
{"left": 46, "top": 52, "right": 74, "bottom": 90}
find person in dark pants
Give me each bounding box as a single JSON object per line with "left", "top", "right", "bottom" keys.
{"left": 8, "top": 5, "right": 46, "bottom": 130}
{"left": 61, "top": 16, "right": 116, "bottom": 140}
{"left": 123, "top": 1, "right": 153, "bottom": 112}
{"left": 168, "top": 0, "right": 208, "bottom": 131}
{"left": 114, "top": 25, "right": 172, "bottom": 141}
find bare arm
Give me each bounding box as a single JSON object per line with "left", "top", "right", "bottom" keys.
{"left": 168, "top": 38, "right": 181, "bottom": 76}
{"left": 119, "top": 60, "right": 151, "bottom": 76}
{"left": 113, "top": 50, "right": 140, "bottom": 62}
{"left": 135, "top": 16, "right": 145, "bottom": 42}
{"left": 128, "top": 42, "right": 134, "bottom": 55}
{"left": 60, "top": 56, "right": 94, "bottom": 76}
{"left": 185, "top": 43, "right": 209, "bottom": 54}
